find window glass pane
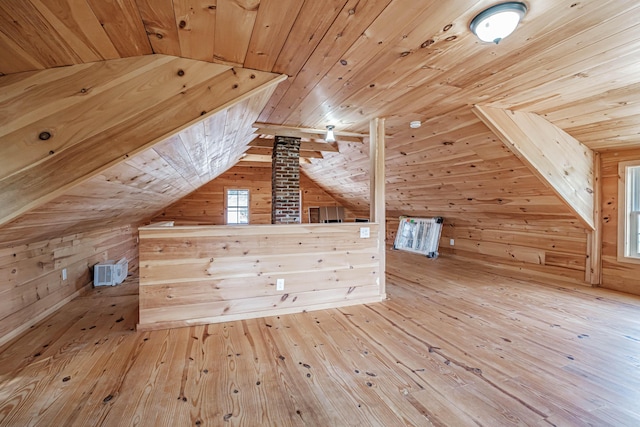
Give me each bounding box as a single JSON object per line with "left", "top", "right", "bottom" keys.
{"left": 228, "top": 192, "right": 238, "bottom": 208}
{"left": 238, "top": 208, "right": 249, "bottom": 224}
{"left": 227, "top": 209, "right": 237, "bottom": 224}
{"left": 630, "top": 166, "right": 640, "bottom": 211}
{"left": 226, "top": 189, "right": 249, "bottom": 224}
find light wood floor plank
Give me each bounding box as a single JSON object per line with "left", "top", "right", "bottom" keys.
{"left": 1, "top": 251, "right": 639, "bottom": 426}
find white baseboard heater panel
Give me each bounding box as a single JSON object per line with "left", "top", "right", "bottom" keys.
{"left": 393, "top": 216, "right": 444, "bottom": 258}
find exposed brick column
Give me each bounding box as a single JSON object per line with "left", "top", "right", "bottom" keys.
{"left": 271, "top": 135, "right": 301, "bottom": 224}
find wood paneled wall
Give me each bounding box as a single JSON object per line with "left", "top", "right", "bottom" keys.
{"left": 386, "top": 215, "right": 589, "bottom": 285}
{"left": 138, "top": 223, "right": 383, "bottom": 330}
{"left": 313, "top": 109, "right": 591, "bottom": 286}
{"left": 601, "top": 149, "right": 640, "bottom": 295}
{"left": 0, "top": 225, "right": 138, "bottom": 347}
{"left": 302, "top": 140, "right": 372, "bottom": 218}
{"left": 152, "top": 164, "right": 359, "bottom": 225}
{"left": 302, "top": 171, "right": 362, "bottom": 222}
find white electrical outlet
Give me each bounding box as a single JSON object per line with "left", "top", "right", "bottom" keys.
{"left": 276, "top": 278, "right": 285, "bottom": 291}
{"left": 450, "top": 239, "right": 455, "bottom": 246}
{"left": 62, "top": 268, "right": 67, "bottom": 280}
{"left": 360, "top": 227, "right": 370, "bottom": 238}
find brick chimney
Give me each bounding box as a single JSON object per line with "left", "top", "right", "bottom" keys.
{"left": 271, "top": 135, "right": 301, "bottom": 224}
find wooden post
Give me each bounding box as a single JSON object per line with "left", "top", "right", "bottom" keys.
{"left": 587, "top": 152, "right": 602, "bottom": 285}
{"left": 370, "top": 118, "right": 386, "bottom": 297}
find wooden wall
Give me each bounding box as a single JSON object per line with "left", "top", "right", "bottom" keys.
{"left": 152, "top": 164, "right": 360, "bottom": 225}
{"left": 0, "top": 225, "right": 138, "bottom": 347}
{"left": 601, "top": 149, "right": 640, "bottom": 295}
{"left": 138, "top": 223, "right": 383, "bottom": 330}
{"left": 308, "top": 109, "right": 592, "bottom": 286}
{"left": 386, "top": 214, "right": 589, "bottom": 285}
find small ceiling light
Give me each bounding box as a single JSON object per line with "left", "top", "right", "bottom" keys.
{"left": 470, "top": 2, "right": 527, "bottom": 44}
{"left": 325, "top": 125, "right": 336, "bottom": 142}
{"left": 410, "top": 120, "right": 421, "bottom": 129}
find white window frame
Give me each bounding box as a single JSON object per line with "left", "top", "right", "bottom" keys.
{"left": 225, "top": 188, "right": 250, "bottom": 225}
{"left": 617, "top": 160, "right": 640, "bottom": 264}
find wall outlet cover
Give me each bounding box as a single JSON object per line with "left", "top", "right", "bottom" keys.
{"left": 276, "top": 278, "right": 285, "bottom": 291}
{"left": 360, "top": 227, "right": 370, "bottom": 238}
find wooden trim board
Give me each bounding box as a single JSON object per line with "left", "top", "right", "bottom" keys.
{"left": 473, "top": 105, "right": 595, "bottom": 230}
{"left": 370, "top": 117, "right": 386, "bottom": 297}
{"left": 616, "top": 159, "right": 640, "bottom": 266}
{"left": 586, "top": 152, "right": 603, "bottom": 285}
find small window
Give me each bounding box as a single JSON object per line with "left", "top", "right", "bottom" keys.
{"left": 226, "top": 189, "right": 249, "bottom": 225}
{"left": 618, "top": 161, "right": 640, "bottom": 262}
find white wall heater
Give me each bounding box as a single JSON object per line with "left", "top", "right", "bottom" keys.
{"left": 93, "top": 257, "right": 128, "bottom": 286}
{"left": 393, "top": 216, "right": 444, "bottom": 258}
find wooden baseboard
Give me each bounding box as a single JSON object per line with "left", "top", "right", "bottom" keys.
{"left": 0, "top": 283, "right": 93, "bottom": 349}
{"left": 137, "top": 295, "right": 385, "bottom": 332}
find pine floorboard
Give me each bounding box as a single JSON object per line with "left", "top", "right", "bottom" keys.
{"left": 1, "top": 251, "right": 639, "bottom": 426}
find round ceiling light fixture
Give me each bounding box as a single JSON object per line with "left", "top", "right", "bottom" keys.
{"left": 470, "top": 2, "right": 527, "bottom": 44}
{"left": 410, "top": 121, "right": 421, "bottom": 129}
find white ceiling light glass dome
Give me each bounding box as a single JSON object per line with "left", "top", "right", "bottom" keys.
{"left": 470, "top": 2, "right": 527, "bottom": 44}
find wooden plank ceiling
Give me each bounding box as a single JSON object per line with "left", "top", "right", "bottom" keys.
{"left": 0, "top": 86, "right": 278, "bottom": 246}
{"left": 0, "top": 55, "right": 283, "bottom": 246}
{"left": 1, "top": 0, "right": 640, "bottom": 244}
{"left": 2, "top": 0, "right": 638, "bottom": 146}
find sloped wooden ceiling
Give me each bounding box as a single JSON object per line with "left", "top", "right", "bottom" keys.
{"left": 2, "top": 1, "right": 639, "bottom": 147}
{"left": 303, "top": 107, "right": 585, "bottom": 219}
{"left": 1, "top": 1, "right": 640, "bottom": 240}
{"left": 0, "top": 90, "right": 277, "bottom": 247}
{"left": 0, "top": 56, "right": 283, "bottom": 246}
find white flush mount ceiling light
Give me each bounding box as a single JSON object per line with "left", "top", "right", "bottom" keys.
{"left": 470, "top": 2, "right": 527, "bottom": 44}
{"left": 325, "top": 125, "right": 336, "bottom": 142}
{"left": 410, "top": 120, "right": 421, "bottom": 129}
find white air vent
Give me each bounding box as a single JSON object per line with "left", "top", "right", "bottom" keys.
{"left": 393, "top": 216, "right": 444, "bottom": 258}
{"left": 93, "top": 258, "right": 128, "bottom": 286}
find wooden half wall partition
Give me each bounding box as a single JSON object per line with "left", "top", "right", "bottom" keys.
{"left": 137, "top": 223, "right": 385, "bottom": 331}
{"left": 138, "top": 116, "right": 388, "bottom": 330}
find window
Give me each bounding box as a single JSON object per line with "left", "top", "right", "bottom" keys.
{"left": 618, "top": 161, "right": 640, "bottom": 262}
{"left": 226, "top": 189, "right": 249, "bottom": 225}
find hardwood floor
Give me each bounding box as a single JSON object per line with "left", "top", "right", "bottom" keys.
{"left": 1, "top": 251, "right": 640, "bottom": 426}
